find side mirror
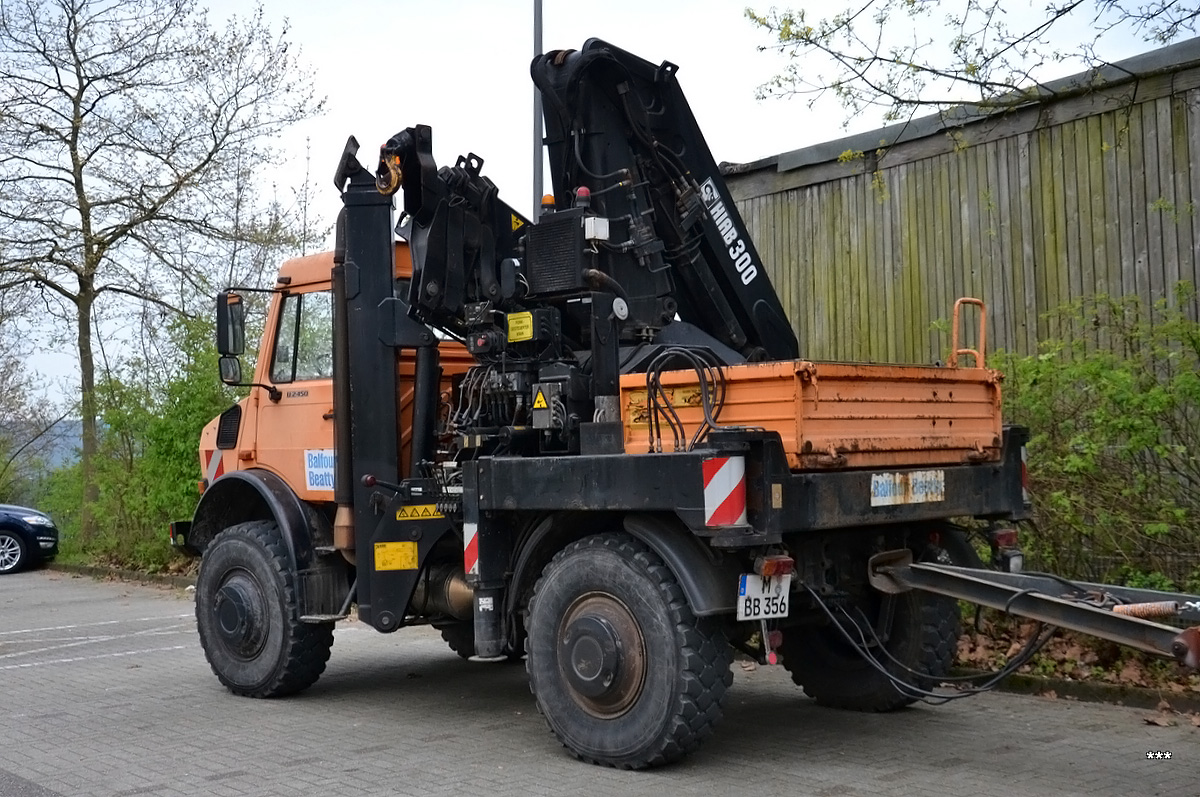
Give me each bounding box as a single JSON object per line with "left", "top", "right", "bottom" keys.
{"left": 218, "top": 355, "right": 242, "bottom": 385}
{"left": 216, "top": 292, "right": 245, "bottom": 356}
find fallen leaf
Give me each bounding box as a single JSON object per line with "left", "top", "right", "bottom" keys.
{"left": 1143, "top": 715, "right": 1177, "bottom": 727}
{"left": 1042, "top": 690, "right": 1057, "bottom": 700}
{"left": 740, "top": 660, "right": 758, "bottom": 672}
{"left": 1118, "top": 660, "right": 1148, "bottom": 687}
{"left": 1191, "top": 715, "right": 1200, "bottom": 727}
{"left": 1157, "top": 699, "right": 1172, "bottom": 712}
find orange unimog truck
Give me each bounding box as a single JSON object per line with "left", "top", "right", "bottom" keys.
{"left": 173, "top": 38, "right": 1199, "bottom": 770}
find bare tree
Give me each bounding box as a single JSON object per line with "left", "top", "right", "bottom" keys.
{"left": 747, "top": 1, "right": 1200, "bottom": 123}
{"left": 0, "top": 0, "right": 323, "bottom": 538}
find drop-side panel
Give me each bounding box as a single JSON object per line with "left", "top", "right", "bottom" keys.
{"left": 619, "top": 360, "right": 1002, "bottom": 470}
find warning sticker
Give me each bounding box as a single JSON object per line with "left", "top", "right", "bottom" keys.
{"left": 511, "top": 214, "right": 525, "bottom": 232}
{"left": 508, "top": 311, "right": 533, "bottom": 342}
{"left": 395, "top": 504, "right": 445, "bottom": 521}
{"left": 375, "top": 541, "right": 418, "bottom": 571}
{"left": 532, "top": 389, "right": 548, "bottom": 410}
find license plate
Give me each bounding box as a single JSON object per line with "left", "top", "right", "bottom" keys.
{"left": 737, "top": 574, "right": 791, "bottom": 621}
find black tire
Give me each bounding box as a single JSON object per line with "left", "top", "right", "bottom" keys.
{"left": 439, "top": 621, "right": 524, "bottom": 662}
{"left": 0, "top": 531, "right": 27, "bottom": 574}
{"left": 439, "top": 622, "right": 475, "bottom": 659}
{"left": 195, "top": 520, "right": 334, "bottom": 697}
{"left": 526, "top": 532, "right": 733, "bottom": 769}
{"left": 780, "top": 590, "right": 959, "bottom": 712}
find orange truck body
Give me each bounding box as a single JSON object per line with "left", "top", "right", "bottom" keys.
{"left": 620, "top": 359, "right": 1003, "bottom": 470}
{"left": 202, "top": 241, "right": 1003, "bottom": 495}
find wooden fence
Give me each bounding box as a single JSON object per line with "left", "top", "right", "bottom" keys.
{"left": 725, "top": 37, "right": 1200, "bottom": 363}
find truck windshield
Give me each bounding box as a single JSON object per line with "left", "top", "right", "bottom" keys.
{"left": 269, "top": 290, "right": 333, "bottom": 383}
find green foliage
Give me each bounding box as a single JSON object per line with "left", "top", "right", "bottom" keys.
{"left": 41, "top": 316, "right": 236, "bottom": 571}
{"left": 998, "top": 285, "right": 1200, "bottom": 587}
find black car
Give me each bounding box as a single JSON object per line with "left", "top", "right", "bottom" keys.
{"left": 0, "top": 504, "right": 60, "bottom": 574}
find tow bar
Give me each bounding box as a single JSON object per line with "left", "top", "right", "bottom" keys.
{"left": 868, "top": 550, "right": 1200, "bottom": 669}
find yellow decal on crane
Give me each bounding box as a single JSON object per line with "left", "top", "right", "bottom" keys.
{"left": 511, "top": 214, "right": 525, "bottom": 232}
{"left": 532, "top": 390, "right": 548, "bottom": 410}
{"left": 374, "top": 541, "right": 418, "bottom": 571}
{"left": 395, "top": 504, "right": 444, "bottom": 520}
{"left": 507, "top": 312, "right": 533, "bottom": 342}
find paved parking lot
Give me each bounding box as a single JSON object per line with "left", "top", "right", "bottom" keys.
{"left": 0, "top": 569, "right": 1195, "bottom": 797}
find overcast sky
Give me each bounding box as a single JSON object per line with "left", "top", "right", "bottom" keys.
{"left": 214, "top": 0, "right": 877, "bottom": 226}
{"left": 216, "top": 0, "right": 1151, "bottom": 229}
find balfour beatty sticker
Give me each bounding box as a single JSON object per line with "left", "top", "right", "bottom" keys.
{"left": 870, "top": 470, "right": 945, "bottom": 507}
{"left": 304, "top": 449, "right": 335, "bottom": 491}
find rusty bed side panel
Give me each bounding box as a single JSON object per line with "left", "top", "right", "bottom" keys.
{"left": 619, "top": 360, "right": 1003, "bottom": 470}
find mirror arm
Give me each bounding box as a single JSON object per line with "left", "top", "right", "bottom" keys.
{"left": 223, "top": 377, "right": 283, "bottom": 402}
{"left": 243, "top": 383, "right": 283, "bottom": 402}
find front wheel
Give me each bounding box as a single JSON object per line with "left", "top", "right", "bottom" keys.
{"left": 0, "top": 531, "right": 27, "bottom": 574}
{"left": 195, "top": 520, "right": 334, "bottom": 697}
{"left": 526, "top": 532, "right": 733, "bottom": 769}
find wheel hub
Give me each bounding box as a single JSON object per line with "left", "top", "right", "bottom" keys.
{"left": 213, "top": 575, "right": 267, "bottom": 659}
{"left": 562, "top": 615, "right": 620, "bottom": 697}
{"left": 557, "top": 593, "right": 646, "bottom": 718}
{"left": 0, "top": 535, "right": 18, "bottom": 570}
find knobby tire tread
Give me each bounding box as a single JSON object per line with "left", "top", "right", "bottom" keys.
{"left": 782, "top": 592, "right": 959, "bottom": 712}
{"left": 199, "top": 520, "right": 334, "bottom": 698}
{"left": 527, "top": 533, "right": 733, "bottom": 769}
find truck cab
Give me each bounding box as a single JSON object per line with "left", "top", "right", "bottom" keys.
{"left": 195, "top": 243, "right": 473, "bottom": 507}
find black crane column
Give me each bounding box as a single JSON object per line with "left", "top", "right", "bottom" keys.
{"left": 334, "top": 138, "right": 401, "bottom": 628}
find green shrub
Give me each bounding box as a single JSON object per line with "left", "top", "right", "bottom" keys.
{"left": 41, "top": 315, "right": 236, "bottom": 572}
{"left": 998, "top": 284, "right": 1200, "bottom": 589}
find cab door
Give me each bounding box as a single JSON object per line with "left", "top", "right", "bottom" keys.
{"left": 253, "top": 288, "right": 337, "bottom": 500}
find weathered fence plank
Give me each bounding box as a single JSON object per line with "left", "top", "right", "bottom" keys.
{"left": 726, "top": 42, "right": 1200, "bottom": 360}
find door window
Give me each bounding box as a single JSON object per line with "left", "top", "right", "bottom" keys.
{"left": 269, "top": 291, "right": 333, "bottom": 383}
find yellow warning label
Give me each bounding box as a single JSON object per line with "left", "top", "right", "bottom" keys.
{"left": 532, "top": 390, "right": 548, "bottom": 410}
{"left": 374, "top": 541, "right": 418, "bottom": 571}
{"left": 507, "top": 311, "right": 533, "bottom": 342}
{"left": 395, "top": 504, "right": 445, "bottom": 521}
{"left": 511, "top": 214, "right": 525, "bottom": 232}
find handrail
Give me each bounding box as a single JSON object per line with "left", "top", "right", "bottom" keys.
{"left": 949, "top": 297, "right": 986, "bottom": 368}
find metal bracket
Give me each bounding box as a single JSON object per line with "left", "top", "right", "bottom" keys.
{"left": 867, "top": 549, "right": 914, "bottom": 594}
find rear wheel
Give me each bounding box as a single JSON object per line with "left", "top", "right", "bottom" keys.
{"left": 0, "top": 531, "right": 27, "bottom": 574}
{"left": 526, "top": 533, "right": 732, "bottom": 769}
{"left": 195, "top": 520, "right": 334, "bottom": 697}
{"left": 439, "top": 622, "right": 476, "bottom": 659}
{"left": 780, "top": 589, "right": 959, "bottom": 712}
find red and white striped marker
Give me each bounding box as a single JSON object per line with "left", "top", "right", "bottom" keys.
{"left": 463, "top": 521, "right": 479, "bottom": 577}
{"left": 702, "top": 456, "right": 747, "bottom": 527}
{"left": 203, "top": 449, "right": 225, "bottom": 484}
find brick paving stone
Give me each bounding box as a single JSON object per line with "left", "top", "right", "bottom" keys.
{"left": 1, "top": 569, "right": 1196, "bottom": 796}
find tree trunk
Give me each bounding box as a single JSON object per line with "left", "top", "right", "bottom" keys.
{"left": 76, "top": 281, "right": 98, "bottom": 542}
